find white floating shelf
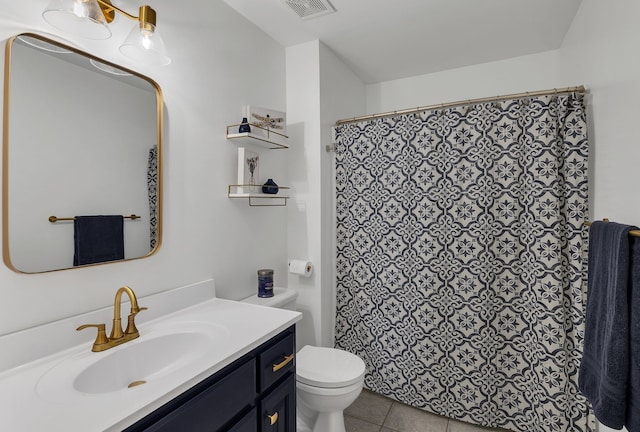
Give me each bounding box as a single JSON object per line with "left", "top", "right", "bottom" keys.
{"left": 228, "top": 185, "right": 290, "bottom": 207}
{"left": 226, "top": 125, "right": 288, "bottom": 150}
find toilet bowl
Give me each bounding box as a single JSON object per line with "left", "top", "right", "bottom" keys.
{"left": 240, "top": 288, "right": 366, "bottom": 432}
{"left": 295, "top": 345, "right": 365, "bottom": 432}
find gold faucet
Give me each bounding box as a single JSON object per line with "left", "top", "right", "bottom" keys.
{"left": 77, "top": 286, "right": 148, "bottom": 352}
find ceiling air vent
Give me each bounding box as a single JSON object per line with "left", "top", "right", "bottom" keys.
{"left": 281, "top": 0, "right": 336, "bottom": 20}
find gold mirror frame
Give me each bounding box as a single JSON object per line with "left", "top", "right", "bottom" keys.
{"left": 2, "top": 33, "right": 163, "bottom": 273}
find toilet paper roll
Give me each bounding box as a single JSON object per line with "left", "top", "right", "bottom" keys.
{"left": 289, "top": 259, "right": 313, "bottom": 277}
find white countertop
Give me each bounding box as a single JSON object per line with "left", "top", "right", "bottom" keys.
{"left": 0, "top": 297, "right": 301, "bottom": 432}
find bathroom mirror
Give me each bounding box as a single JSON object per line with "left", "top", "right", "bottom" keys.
{"left": 2, "top": 33, "right": 163, "bottom": 273}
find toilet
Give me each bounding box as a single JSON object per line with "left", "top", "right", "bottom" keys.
{"left": 241, "top": 288, "right": 365, "bottom": 432}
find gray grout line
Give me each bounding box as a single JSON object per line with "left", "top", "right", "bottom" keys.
{"left": 380, "top": 400, "right": 394, "bottom": 428}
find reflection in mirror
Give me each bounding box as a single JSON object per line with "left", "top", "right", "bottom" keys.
{"left": 2, "top": 33, "right": 163, "bottom": 273}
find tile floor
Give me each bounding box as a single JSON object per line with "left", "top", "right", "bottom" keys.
{"left": 344, "top": 390, "right": 512, "bottom": 432}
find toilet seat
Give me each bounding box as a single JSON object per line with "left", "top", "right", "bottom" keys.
{"left": 296, "top": 346, "right": 366, "bottom": 388}
{"left": 297, "top": 377, "right": 364, "bottom": 396}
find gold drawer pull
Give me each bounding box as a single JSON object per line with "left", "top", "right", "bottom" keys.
{"left": 268, "top": 411, "right": 279, "bottom": 425}
{"left": 272, "top": 354, "right": 294, "bottom": 372}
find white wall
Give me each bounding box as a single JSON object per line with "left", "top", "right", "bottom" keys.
{"left": 0, "top": 0, "right": 288, "bottom": 335}
{"left": 362, "top": 0, "right": 640, "bottom": 430}
{"left": 285, "top": 40, "right": 366, "bottom": 348}
{"left": 286, "top": 40, "right": 322, "bottom": 349}
{"left": 366, "top": 50, "right": 565, "bottom": 114}
{"left": 559, "top": 0, "right": 640, "bottom": 229}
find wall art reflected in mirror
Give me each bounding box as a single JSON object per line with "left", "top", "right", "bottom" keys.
{"left": 2, "top": 33, "right": 163, "bottom": 273}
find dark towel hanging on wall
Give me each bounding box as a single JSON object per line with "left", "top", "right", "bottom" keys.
{"left": 628, "top": 236, "right": 640, "bottom": 432}
{"left": 579, "top": 220, "right": 640, "bottom": 431}
{"left": 73, "top": 215, "right": 124, "bottom": 266}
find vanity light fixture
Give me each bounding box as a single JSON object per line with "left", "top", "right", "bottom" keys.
{"left": 42, "top": 0, "right": 171, "bottom": 66}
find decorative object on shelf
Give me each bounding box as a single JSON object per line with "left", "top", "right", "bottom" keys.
{"left": 247, "top": 105, "right": 287, "bottom": 139}
{"left": 41, "top": 0, "right": 170, "bottom": 65}
{"left": 247, "top": 156, "right": 259, "bottom": 187}
{"left": 257, "top": 269, "right": 274, "bottom": 298}
{"left": 238, "top": 117, "right": 251, "bottom": 133}
{"left": 237, "top": 147, "right": 260, "bottom": 193}
{"left": 226, "top": 106, "right": 288, "bottom": 149}
{"left": 262, "top": 178, "right": 279, "bottom": 194}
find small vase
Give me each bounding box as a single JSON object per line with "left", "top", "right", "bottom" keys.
{"left": 262, "top": 178, "right": 279, "bottom": 194}
{"left": 238, "top": 117, "right": 251, "bottom": 133}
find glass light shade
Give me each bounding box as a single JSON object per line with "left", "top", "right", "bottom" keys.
{"left": 17, "top": 35, "right": 73, "bottom": 54}
{"left": 89, "top": 58, "right": 132, "bottom": 76}
{"left": 119, "top": 23, "right": 171, "bottom": 66}
{"left": 42, "top": 0, "right": 111, "bottom": 40}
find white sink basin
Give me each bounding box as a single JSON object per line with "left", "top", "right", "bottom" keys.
{"left": 36, "top": 322, "right": 229, "bottom": 400}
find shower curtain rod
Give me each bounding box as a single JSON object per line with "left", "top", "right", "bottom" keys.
{"left": 335, "top": 85, "right": 586, "bottom": 126}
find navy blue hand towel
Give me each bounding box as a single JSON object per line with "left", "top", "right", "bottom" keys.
{"left": 73, "top": 215, "right": 124, "bottom": 266}
{"left": 628, "top": 236, "right": 640, "bottom": 432}
{"left": 579, "top": 221, "right": 636, "bottom": 429}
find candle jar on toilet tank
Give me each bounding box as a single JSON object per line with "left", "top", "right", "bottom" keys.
{"left": 257, "top": 269, "right": 274, "bottom": 297}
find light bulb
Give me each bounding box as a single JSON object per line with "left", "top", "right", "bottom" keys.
{"left": 42, "top": 0, "right": 111, "bottom": 40}
{"left": 120, "top": 23, "right": 171, "bottom": 66}
{"left": 141, "top": 29, "right": 153, "bottom": 50}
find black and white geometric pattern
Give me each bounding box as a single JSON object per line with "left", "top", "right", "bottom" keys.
{"left": 334, "top": 93, "right": 594, "bottom": 432}
{"left": 147, "top": 146, "right": 158, "bottom": 250}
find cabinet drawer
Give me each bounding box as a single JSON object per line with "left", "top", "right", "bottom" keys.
{"left": 226, "top": 407, "right": 257, "bottom": 432}
{"left": 141, "top": 359, "right": 256, "bottom": 432}
{"left": 258, "top": 332, "right": 295, "bottom": 392}
{"left": 259, "top": 374, "right": 296, "bottom": 432}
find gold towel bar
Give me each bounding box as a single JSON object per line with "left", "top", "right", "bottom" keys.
{"left": 48, "top": 214, "right": 140, "bottom": 223}
{"left": 584, "top": 220, "right": 640, "bottom": 238}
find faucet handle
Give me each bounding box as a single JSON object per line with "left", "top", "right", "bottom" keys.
{"left": 125, "top": 307, "right": 148, "bottom": 335}
{"left": 77, "top": 324, "right": 109, "bottom": 351}
{"left": 130, "top": 305, "right": 148, "bottom": 314}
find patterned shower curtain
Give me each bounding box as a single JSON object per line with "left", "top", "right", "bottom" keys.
{"left": 334, "top": 92, "right": 594, "bottom": 432}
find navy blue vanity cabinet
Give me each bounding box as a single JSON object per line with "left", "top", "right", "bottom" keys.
{"left": 123, "top": 326, "right": 296, "bottom": 432}
{"left": 259, "top": 374, "right": 296, "bottom": 431}
{"left": 258, "top": 331, "right": 296, "bottom": 431}
{"left": 258, "top": 332, "right": 295, "bottom": 391}
{"left": 227, "top": 408, "right": 257, "bottom": 432}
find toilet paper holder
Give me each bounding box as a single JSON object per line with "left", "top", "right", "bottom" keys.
{"left": 288, "top": 259, "right": 313, "bottom": 277}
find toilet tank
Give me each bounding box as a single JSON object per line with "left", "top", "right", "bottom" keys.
{"left": 241, "top": 287, "right": 298, "bottom": 311}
